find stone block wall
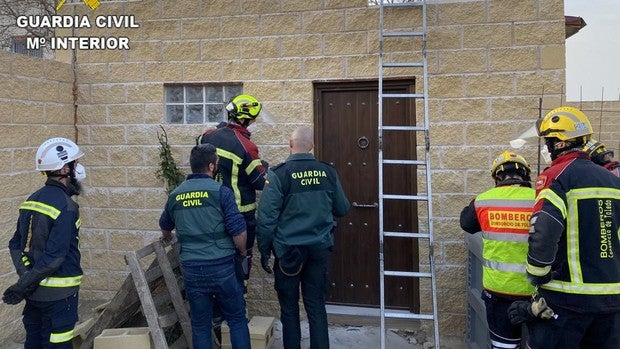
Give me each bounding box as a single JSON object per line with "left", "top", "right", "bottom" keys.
{"left": 0, "top": 50, "right": 75, "bottom": 340}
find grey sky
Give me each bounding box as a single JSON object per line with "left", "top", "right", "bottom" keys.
{"left": 565, "top": 0, "right": 620, "bottom": 101}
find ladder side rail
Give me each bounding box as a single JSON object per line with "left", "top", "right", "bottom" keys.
{"left": 377, "top": 3, "right": 387, "bottom": 349}
{"left": 420, "top": 1, "right": 441, "bottom": 346}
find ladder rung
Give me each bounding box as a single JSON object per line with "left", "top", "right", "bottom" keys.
{"left": 380, "top": 93, "right": 424, "bottom": 98}
{"left": 383, "top": 194, "right": 428, "bottom": 201}
{"left": 382, "top": 62, "right": 424, "bottom": 68}
{"left": 384, "top": 270, "right": 433, "bottom": 278}
{"left": 381, "top": 125, "right": 426, "bottom": 131}
{"left": 384, "top": 231, "right": 430, "bottom": 238}
{"left": 383, "top": 159, "right": 426, "bottom": 165}
{"left": 384, "top": 312, "right": 435, "bottom": 321}
{"left": 383, "top": 31, "right": 424, "bottom": 37}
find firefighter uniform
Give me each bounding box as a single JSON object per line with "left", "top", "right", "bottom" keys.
{"left": 197, "top": 122, "right": 267, "bottom": 251}
{"left": 8, "top": 178, "right": 83, "bottom": 348}
{"left": 526, "top": 151, "right": 620, "bottom": 349}
{"left": 461, "top": 179, "right": 535, "bottom": 349}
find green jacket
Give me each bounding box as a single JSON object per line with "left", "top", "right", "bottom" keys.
{"left": 257, "top": 153, "right": 350, "bottom": 258}
{"left": 160, "top": 174, "right": 244, "bottom": 262}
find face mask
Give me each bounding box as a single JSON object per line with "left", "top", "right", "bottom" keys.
{"left": 246, "top": 122, "right": 258, "bottom": 134}
{"left": 540, "top": 147, "right": 552, "bottom": 164}
{"left": 74, "top": 163, "right": 86, "bottom": 182}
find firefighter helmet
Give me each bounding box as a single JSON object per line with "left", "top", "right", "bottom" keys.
{"left": 583, "top": 139, "right": 614, "bottom": 165}
{"left": 225, "top": 94, "right": 262, "bottom": 120}
{"left": 536, "top": 106, "right": 593, "bottom": 141}
{"left": 35, "top": 137, "right": 84, "bottom": 171}
{"left": 491, "top": 151, "right": 531, "bottom": 179}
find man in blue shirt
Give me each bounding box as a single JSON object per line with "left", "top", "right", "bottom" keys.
{"left": 159, "top": 144, "right": 250, "bottom": 349}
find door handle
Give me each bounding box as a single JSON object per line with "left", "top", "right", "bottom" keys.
{"left": 352, "top": 202, "right": 378, "bottom": 208}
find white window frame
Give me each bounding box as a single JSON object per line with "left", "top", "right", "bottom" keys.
{"left": 164, "top": 84, "right": 242, "bottom": 125}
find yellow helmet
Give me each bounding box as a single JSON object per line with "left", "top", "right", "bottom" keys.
{"left": 583, "top": 139, "right": 614, "bottom": 165}
{"left": 536, "top": 106, "right": 593, "bottom": 141}
{"left": 491, "top": 151, "right": 531, "bottom": 179}
{"left": 225, "top": 94, "right": 262, "bottom": 120}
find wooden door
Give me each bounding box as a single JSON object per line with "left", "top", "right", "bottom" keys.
{"left": 314, "top": 80, "right": 419, "bottom": 311}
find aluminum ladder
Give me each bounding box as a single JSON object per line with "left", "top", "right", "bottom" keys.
{"left": 378, "top": 1, "right": 440, "bottom": 348}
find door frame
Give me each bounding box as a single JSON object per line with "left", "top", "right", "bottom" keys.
{"left": 312, "top": 78, "right": 420, "bottom": 313}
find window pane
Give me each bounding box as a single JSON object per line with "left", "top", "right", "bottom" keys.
{"left": 186, "top": 104, "right": 204, "bottom": 124}
{"left": 207, "top": 105, "right": 226, "bottom": 123}
{"left": 166, "top": 105, "right": 184, "bottom": 123}
{"left": 205, "top": 86, "right": 223, "bottom": 102}
{"left": 225, "top": 85, "right": 242, "bottom": 100}
{"left": 186, "top": 86, "right": 203, "bottom": 103}
{"left": 166, "top": 86, "right": 183, "bottom": 103}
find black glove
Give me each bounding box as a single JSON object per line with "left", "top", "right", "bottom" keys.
{"left": 2, "top": 283, "right": 34, "bottom": 305}
{"left": 261, "top": 253, "right": 272, "bottom": 274}
{"left": 508, "top": 297, "right": 554, "bottom": 325}
{"left": 507, "top": 300, "right": 533, "bottom": 325}
{"left": 260, "top": 160, "right": 269, "bottom": 171}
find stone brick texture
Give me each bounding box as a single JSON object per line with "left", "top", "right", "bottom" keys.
{"left": 1, "top": 0, "right": 619, "bottom": 340}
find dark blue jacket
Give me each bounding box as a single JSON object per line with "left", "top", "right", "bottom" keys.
{"left": 9, "top": 179, "right": 82, "bottom": 301}
{"left": 527, "top": 151, "right": 620, "bottom": 313}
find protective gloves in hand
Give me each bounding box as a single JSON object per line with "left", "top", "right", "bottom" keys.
{"left": 508, "top": 296, "right": 554, "bottom": 325}
{"left": 2, "top": 282, "right": 38, "bottom": 305}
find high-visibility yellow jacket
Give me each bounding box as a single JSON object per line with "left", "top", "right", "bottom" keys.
{"left": 462, "top": 182, "right": 535, "bottom": 297}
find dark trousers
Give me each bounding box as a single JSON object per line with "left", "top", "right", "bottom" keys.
{"left": 23, "top": 292, "right": 79, "bottom": 349}
{"left": 482, "top": 290, "right": 527, "bottom": 349}
{"left": 182, "top": 259, "right": 250, "bottom": 349}
{"left": 274, "top": 246, "right": 330, "bottom": 349}
{"left": 526, "top": 305, "right": 620, "bottom": 349}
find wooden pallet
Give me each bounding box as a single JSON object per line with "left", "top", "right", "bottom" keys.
{"left": 78, "top": 240, "right": 192, "bottom": 349}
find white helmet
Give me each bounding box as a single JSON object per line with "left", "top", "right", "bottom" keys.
{"left": 36, "top": 137, "right": 84, "bottom": 171}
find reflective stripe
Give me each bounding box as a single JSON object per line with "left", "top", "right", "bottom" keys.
{"left": 542, "top": 280, "right": 620, "bottom": 295}
{"left": 239, "top": 202, "right": 257, "bottom": 212}
{"left": 474, "top": 198, "right": 533, "bottom": 208}
{"left": 20, "top": 201, "right": 61, "bottom": 220}
{"left": 246, "top": 158, "right": 262, "bottom": 176}
{"left": 75, "top": 218, "right": 82, "bottom": 229}
{"left": 21, "top": 254, "right": 31, "bottom": 267}
{"left": 490, "top": 339, "right": 519, "bottom": 349}
{"left": 536, "top": 189, "right": 567, "bottom": 219}
{"left": 526, "top": 263, "right": 550, "bottom": 276}
{"left": 483, "top": 259, "right": 526, "bottom": 273}
{"left": 482, "top": 231, "right": 528, "bottom": 243}
{"left": 50, "top": 329, "right": 74, "bottom": 343}
{"left": 39, "top": 275, "right": 82, "bottom": 287}
{"left": 566, "top": 190, "right": 582, "bottom": 283}
{"left": 216, "top": 148, "right": 243, "bottom": 165}
{"left": 216, "top": 148, "right": 244, "bottom": 210}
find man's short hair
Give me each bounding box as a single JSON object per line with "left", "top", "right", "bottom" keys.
{"left": 190, "top": 143, "right": 217, "bottom": 173}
